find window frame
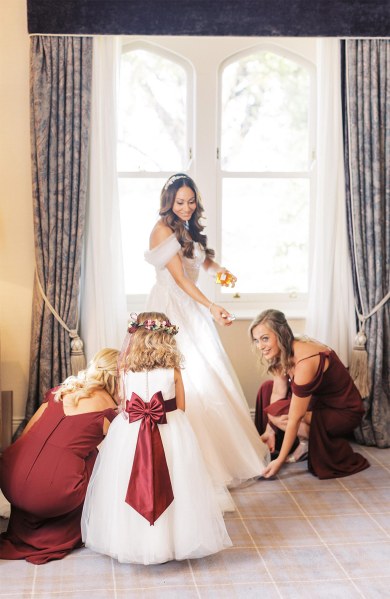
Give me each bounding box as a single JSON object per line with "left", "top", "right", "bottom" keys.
{"left": 119, "top": 40, "right": 195, "bottom": 312}
{"left": 215, "top": 42, "right": 317, "bottom": 317}
{"left": 118, "top": 39, "right": 195, "bottom": 181}
{"left": 118, "top": 37, "right": 317, "bottom": 319}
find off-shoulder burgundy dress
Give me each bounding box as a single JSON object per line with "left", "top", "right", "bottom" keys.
{"left": 256, "top": 350, "right": 369, "bottom": 479}
{"left": 0, "top": 389, "right": 116, "bottom": 564}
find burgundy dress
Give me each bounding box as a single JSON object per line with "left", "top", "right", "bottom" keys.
{"left": 0, "top": 389, "right": 116, "bottom": 564}
{"left": 256, "top": 350, "right": 370, "bottom": 479}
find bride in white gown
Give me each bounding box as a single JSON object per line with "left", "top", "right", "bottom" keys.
{"left": 145, "top": 174, "right": 270, "bottom": 509}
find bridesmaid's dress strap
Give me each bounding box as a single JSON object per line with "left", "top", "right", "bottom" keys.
{"left": 295, "top": 353, "right": 321, "bottom": 366}
{"left": 104, "top": 408, "right": 118, "bottom": 423}
{"left": 44, "top": 386, "right": 61, "bottom": 404}
{"left": 295, "top": 350, "right": 332, "bottom": 366}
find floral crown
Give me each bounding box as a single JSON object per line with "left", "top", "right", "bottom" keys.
{"left": 127, "top": 313, "right": 179, "bottom": 336}
{"left": 164, "top": 174, "right": 188, "bottom": 191}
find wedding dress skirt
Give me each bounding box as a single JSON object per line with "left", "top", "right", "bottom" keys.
{"left": 145, "top": 235, "right": 270, "bottom": 510}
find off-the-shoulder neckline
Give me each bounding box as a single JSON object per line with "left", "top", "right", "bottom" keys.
{"left": 146, "top": 232, "right": 179, "bottom": 253}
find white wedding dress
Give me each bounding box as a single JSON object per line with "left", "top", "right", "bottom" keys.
{"left": 81, "top": 368, "right": 231, "bottom": 564}
{"left": 145, "top": 234, "right": 270, "bottom": 509}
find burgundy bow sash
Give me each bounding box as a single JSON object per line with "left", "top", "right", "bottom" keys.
{"left": 125, "top": 391, "right": 175, "bottom": 525}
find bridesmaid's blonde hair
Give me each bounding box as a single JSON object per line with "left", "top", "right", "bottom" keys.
{"left": 54, "top": 348, "right": 120, "bottom": 405}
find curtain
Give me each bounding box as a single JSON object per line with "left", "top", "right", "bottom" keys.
{"left": 305, "top": 39, "right": 356, "bottom": 366}
{"left": 80, "top": 36, "right": 128, "bottom": 361}
{"left": 343, "top": 39, "right": 390, "bottom": 447}
{"left": 27, "top": 0, "right": 390, "bottom": 38}
{"left": 16, "top": 36, "right": 93, "bottom": 435}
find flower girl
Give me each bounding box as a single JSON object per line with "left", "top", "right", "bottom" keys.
{"left": 81, "top": 312, "right": 232, "bottom": 564}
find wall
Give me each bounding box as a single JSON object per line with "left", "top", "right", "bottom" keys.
{"left": 0, "top": 0, "right": 33, "bottom": 432}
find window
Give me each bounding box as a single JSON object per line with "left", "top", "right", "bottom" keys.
{"left": 118, "top": 42, "right": 193, "bottom": 296}
{"left": 217, "top": 45, "right": 315, "bottom": 313}
{"left": 118, "top": 38, "right": 316, "bottom": 316}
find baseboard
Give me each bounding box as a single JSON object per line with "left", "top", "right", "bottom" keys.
{"left": 12, "top": 417, "right": 24, "bottom": 435}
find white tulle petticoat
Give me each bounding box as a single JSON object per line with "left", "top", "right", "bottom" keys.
{"left": 82, "top": 368, "right": 232, "bottom": 564}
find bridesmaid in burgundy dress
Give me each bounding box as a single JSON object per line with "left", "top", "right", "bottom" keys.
{"left": 0, "top": 348, "right": 119, "bottom": 564}
{"left": 250, "top": 309, "right": 369, "bottom": 480}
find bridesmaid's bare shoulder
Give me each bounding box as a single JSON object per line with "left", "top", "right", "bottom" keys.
{"left": 92, "top": 389, "right": 118, "bottom": 410}
{"left": 294, "top": 338, "right": 329, "bottom": 358}
{"left": 149, "top": 220, "right": 175, "bottom": 249}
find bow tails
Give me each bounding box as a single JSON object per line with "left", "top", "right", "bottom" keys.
{"left": 124, "top": 391, "right": 174, "bottom": 525}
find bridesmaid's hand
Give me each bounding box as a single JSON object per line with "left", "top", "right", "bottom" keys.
{"left": 263, "top": 458, "right": 283, "bottom": 479}
{"left": 261, "top": 428, "right": 276, "bottom": 453}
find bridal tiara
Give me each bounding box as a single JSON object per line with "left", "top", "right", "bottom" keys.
{"left": 164, "top": 174, "right": 188, "bottom": 190}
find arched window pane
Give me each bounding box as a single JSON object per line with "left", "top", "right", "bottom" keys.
{"left": 118, "top": 49, "right": 187, "bottom": 172}
{"left": 221, "top": 51, "right": 310, "bottom": 172}
{"left": 221, "top": 178, "right": 309, "bottom": 293}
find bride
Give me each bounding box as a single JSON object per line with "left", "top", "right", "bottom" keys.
{"left": 145, "top": 173, "right": 270, "bottom": 509}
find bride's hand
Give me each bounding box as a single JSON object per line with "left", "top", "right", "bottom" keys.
{"left": 210, "top": 303, "right": 234, "bottom": 327}
{"left": 217, "top": 268, "right": 237, "bottom": 288}
{"left": 224, "top": 270, "right": 237, "bottom": 288}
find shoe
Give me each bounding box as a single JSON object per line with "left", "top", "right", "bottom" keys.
{"left": 285, "top": 440, "right": 308, "bottom": 463}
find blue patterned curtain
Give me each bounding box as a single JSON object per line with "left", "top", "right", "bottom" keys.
{"left": 343, "top": 39, "right": 390, "bottom": 447}
{"left": 15, "top": 36, "right": 93, "bottom": 436}
{"left": 26, "top": 0, "right": 390, "bottom": 37}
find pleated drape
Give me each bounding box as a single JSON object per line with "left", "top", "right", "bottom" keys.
{"left": 16, "top": 36, "right": 93, "bottom": 436}
{"left": 343, "top": 39, "right": 390, "bottom": 447}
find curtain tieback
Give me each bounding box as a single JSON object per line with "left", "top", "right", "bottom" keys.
{"left": 350, "top": 291, "right": 390, "bottom": 398}
{"left": 35, "top": 269, "right": 86, "bottom": 375}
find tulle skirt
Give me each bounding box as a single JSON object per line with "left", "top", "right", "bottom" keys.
{"left": 81, "top": 411, "right": 232, "bottom": 564}
{"left": 146, "top": 281, "right": 270, "bottom": 499}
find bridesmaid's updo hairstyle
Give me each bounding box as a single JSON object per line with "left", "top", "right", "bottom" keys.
{"left": 249, "top": 309, "right": 295, "bottom": 376}
{"left": 55, "top": 348, "right": 120, "bottom": 405}
{"left": 160, "top": 173, "right": 215, "bottom": 260}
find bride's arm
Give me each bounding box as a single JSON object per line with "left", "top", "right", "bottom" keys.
{"left": 167, "top": 255, "right": 234, "bottom": 326}
{"left": 150, "top": 226, "right": 233, "bottom": 326}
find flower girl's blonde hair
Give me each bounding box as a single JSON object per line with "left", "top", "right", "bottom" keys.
{"left": 125, "top": 312, "right": 183, "bottom": 372}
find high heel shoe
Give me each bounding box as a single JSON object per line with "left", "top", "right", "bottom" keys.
{"left": 285, "top": 439, "right": 309, "bottom": 463}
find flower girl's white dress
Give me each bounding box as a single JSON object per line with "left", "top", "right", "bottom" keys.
{"left": 81, "top": 368, "right": 232, "bottom": 565}
{"left": 145, "top": 235, "right": 270, "bottom": 508}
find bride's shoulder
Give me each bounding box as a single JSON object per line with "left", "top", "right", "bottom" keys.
{"left": 149, "top": 221, "right": 175, "bottom": 249}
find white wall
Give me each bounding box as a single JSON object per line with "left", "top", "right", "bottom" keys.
{"left": 0, "top": 0, "right": 34, "bottom": 431}
{"left": 0, "top": 5, "right": 311, "bottom": 428}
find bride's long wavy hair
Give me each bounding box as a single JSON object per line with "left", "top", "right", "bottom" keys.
{"left": 159, "top": 173, "right": 215, "bottom": 260}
